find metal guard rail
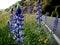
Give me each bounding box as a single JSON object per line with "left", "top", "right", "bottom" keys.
{"left": 41, "top": 21, "right": 60, "bottom": 45}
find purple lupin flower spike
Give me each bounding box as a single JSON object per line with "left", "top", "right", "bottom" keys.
{"left": 16, "top": 37, "right": 24, "bottom": 43}
{"left": 13, "top": 35, "right": 17, "bottom": 40}
{"left": 14, "top": 4, "right": 24, "bottom": 44}
{"left": 8, "top": 4, "right": 24, "bottom": 44}
{"left": 36, "top": 0, "right": 42, "bottom": 29}
{"left": 28, "top": 3, "right": 31, "bottom": 16}
{"left": 39, "top": 12, "right": 42, "bottom": 21}
{"left": 52, "top": 16, "right": 59, "bottom": 33}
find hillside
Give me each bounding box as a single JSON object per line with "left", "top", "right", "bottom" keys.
{"left": 0, "top": 11, "right": 9, "bottom": 29}
{"left": 4, "top": 0, "right": 60, "bottom": 17}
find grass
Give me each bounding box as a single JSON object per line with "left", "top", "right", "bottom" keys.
{"left": 0, "top": 11, "right": 9, "bottom": 29}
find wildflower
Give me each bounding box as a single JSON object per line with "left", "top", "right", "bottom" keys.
{"left": 19, "top": 14, "right": 24, "bottom": 18}
{"left": 39, "top": 12, "right": 42, "bottom": 21}
{"left": 19, "top": 21, "right": 24, "bottom": 26}
{"left": 19, "top": 37, "right": 24, "bottom": 43}
{"left": 28, "top": 3, "right": 31, "bottom": 16}
{"left": 52, "top": 17, "right": 58, "bottom": 33}
{"left": 16, "top": 38, "right": 20, "bottom": 43}
{"left": 19, "top": 26, "right": 24, "bottom": 30}
{"left": 10, "top": 14, "right": 13, "bottom": 21}
{"left": 36, "top": 4, "right": 42, "bottom": 11}
{"left": 36, "top": 0, "right": 42, "bottom": 29}
{"left": 8, "top": 4, "right": 24, "bottom": 44}
{"left": 13, "top": 35, "right": 17, "bottom": 40}
{"left": 13, "top": 15, "right": 18, "bottom": 20}
{"left": 18, "top": 17, "right": 24, "bottom": 21}
{"left": 38, "top": 39, "right": 41, "bottom": 42}
{"left": 44, "top": 39, "right": 48, "bottom": 43}
{"left": 38, "top": 0, "right": 40, "bottom": 4}
{"left": 16, "top": 37, "right": 24, "bottom": 43}
{"left": 19, "top": 32, "right": 24, "bottom": 37}
{"left": 11, "top": 28, "right": 18, "bottom": 34}
{"left": 15, "top": 7, "right": 22, "bottom": 16}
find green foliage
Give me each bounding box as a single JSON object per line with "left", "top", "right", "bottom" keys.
{"left": 23, "top": 21, "right": 51, "bottom": 45}
{"left": 42, "top": 0, "right": 60, "bottom": 17}
{"left": 56, "top": 6, "right": 60, "bottom": 17}
{"left": 51, "top": 11, "right": 57, "bottom": 17}
{"left": 0, "top": 25, "right": 17, "bottom": 45}
{"left": 0, "top": 11, "right": 2, "bottom": 14}
{"left": 5, "top": 8, "right": 9, "bottom": 12}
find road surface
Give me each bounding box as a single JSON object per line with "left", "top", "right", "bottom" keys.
{"left": 43, "top": 16, "right": 60, "bottom": 39}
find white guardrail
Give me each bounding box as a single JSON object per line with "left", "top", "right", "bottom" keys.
{"left": 41, "top": 21, "right": 60, "bottom": 45}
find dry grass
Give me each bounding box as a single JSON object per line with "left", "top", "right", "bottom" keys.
{"left": 0, "top": 12, "right": 9, "bottom": 29}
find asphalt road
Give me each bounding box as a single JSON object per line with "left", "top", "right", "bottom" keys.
{"left": 43, "top": 16, "right": 60, "bottom": 39}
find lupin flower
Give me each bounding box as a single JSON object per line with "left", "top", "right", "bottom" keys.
{"left": 19, "top": 21, "right": 24, "bottom": 26}
{"left": 36, "top": 2, "right": 42, "bottom": 21}
{"left": 19, "top": 25, "right": 24, "bottom": 30}
{"left": 38, "top": 0, "right": 40, "bottom": 4}
{"left": 8, "top": 4, "right": 24, "bottom": 44}
{"left": 28, "top": 3, "right": 31, "bottom": 16}
{"left": 19, "top": 32, "right": 24, "bottom": 37}
{"left": 13, "top": 15, "right": 18, "bottom": 20}
{"left": 15, "top": 7, "right": 22, "bottom": 16}
{"left": 36, "top": 0, "right": 42, "bottom": 29}
{"left": 52, "top": 17, "right": 58, "bottom": 33}
{"left": 13, "top": 35, "right": 17, "bottom": 40}
{"left": 39, "top": 12, "right": 42, "bottom": 21}
{"left": 10, "top": 14, "right": 14, "bottom": 21}
{"left": 15, "top": 32, "right": 24, "bottom": 37}
{"left": 16, "top": 37, "right": 24, "bottom": 43}
{"left": 18, "top": 15, "right": 24, "bottom": 21}
{"left": 36, "top": 4, "right": 42, "bottom": 12}
{"left": 10, "top": 27, "right": 18, "bottom": 34}
{"left": 19, "top": 37, "right": 24, "bottom": 43}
